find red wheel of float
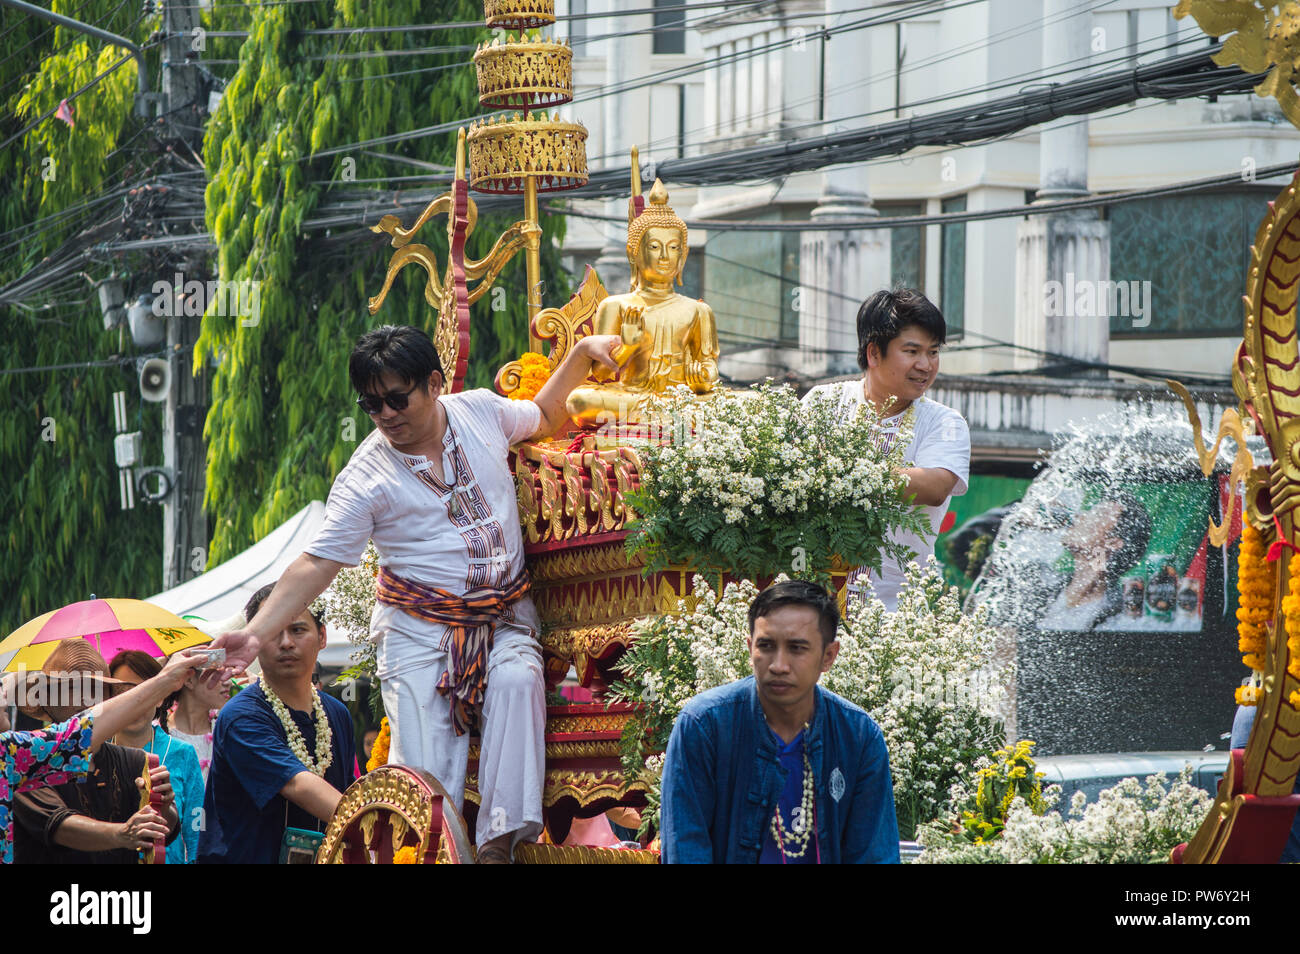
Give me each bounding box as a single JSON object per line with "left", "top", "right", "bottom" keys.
{"left": 316, "top": 765, "right": 472, "bottom": 864}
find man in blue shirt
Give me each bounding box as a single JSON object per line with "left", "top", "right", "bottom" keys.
{"left": 661, "top": 580, "right": 899, "bottom": 864}
{"left": 198, "top": 584, "right": 357, "bottom": 864}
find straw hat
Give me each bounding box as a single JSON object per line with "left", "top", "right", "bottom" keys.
{"left": 43, "top": 640, "right": 125, "bottom": 678}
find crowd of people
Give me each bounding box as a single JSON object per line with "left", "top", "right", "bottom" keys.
{"left": 2, "top": 285, "right": 971, "bottom": 864}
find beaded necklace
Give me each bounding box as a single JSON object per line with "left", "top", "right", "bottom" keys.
{"left": 769, "top": 721, "right": 820, "bottom": 864}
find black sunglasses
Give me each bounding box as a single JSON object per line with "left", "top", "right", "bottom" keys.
{"left": 356, "top": 379, "right": 425, "bottom": 415}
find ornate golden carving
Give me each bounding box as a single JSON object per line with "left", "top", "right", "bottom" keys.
{"left": 470, "top": 739, "right": 625, "bottom": 760}
{"left": 317, "top": 765, "right": 471, "bottom": 865}
{"left": 467, "top": 113, "right": 588, "bottom": 194}
{"left": 484, "top": 0, "right": 554, "bottom": 30}
{"left": 545, "top": 712, "right": 634, "bottom": 735}
{"left": 467, "top": 769, "right": 648, "bottom": 809}
{"left": 543, "top": 769, "right": 647, "bottom": 807}
{"left": 1174, "top": 167, "right": 1300, "bottom": 863}
{"left": 545, "top": 711, "right": 634, "bottom": 735}
{"left": 513, "top": 440, "right": 642, "bottom": 545}
{"left": 368, "top": 129, "right": 539, "bottom": 391}
{"left": 538, "top": 454, "right": 565, "bottom": 541}
{"left": 1174, "top": 1, "right": 1300, "bottom": 127}
{"left": 531, "top": 266, "right": 608, "bottom": 372}
{"left": 515, "top": 451, "right": 542, "bottom": 544}
{"left": 540, "top": 621, "right": 635, "bottom": 681}
{"left": 527, "top": 541, "right": 639, "bottom": 582}
{"left": 513, "top": 843, "right": 659, "bottom": 864}
{"left": 474, "top": 36, "right": 573, "bottom": 110}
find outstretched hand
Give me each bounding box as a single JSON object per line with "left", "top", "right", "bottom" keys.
{"left": 156, "top": 649, "right": 209, "bottom": 693}
{"left": 208, "top": 627, "right": 261, "bottom": 678}
{"left": 582, "top": 334, "right": 623, "bottom": 373}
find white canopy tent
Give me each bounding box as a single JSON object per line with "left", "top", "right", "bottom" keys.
{"left": 145, "top": 501, "right": 362, "bottom": 670}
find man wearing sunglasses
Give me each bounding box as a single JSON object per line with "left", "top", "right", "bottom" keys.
{"left": 212, "top": 324, "right": 619, "bottom": 863}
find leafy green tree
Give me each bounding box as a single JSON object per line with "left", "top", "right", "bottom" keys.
{"left": 0, "top": 2, "right": 165, "bottom": 632}
{"left": 198, "top": 0, "right": 569, "bottom": 564}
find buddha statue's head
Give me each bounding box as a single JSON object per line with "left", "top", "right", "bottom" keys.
{"left": 626, "top": 179, "right": 688, "bottom": 290}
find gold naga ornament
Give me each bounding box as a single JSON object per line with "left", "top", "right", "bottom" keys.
{"left": 1174, "top": 0, "right": 1300, "bottom": 125}
{"left": 1167, "top": 168, "right": 1300, "bottom": 863}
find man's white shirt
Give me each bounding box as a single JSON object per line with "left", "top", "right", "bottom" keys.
{"left": 304, "top": 389, "right": 542, "bottom": 646}
{"left": 801, "top": 381, "right": 970, "bottom": 610}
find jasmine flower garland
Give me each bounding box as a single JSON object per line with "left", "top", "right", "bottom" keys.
{"left": 262, "top": 681, "right": 334, "bottom": 777}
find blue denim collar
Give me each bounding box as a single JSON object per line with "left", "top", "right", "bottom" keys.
{"left": 750, "top": 680, "right": 825, "bottom": 759}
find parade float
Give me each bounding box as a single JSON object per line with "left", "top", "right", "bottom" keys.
{"left": 312, "top": 0, "right": 1300, "bottom": 865}
{"left": 313, "top": 0, "right": 956, "bottom": 864}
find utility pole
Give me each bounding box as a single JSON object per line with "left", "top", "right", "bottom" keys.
{"left": 161, "top": 0, "right": 208, "bottom": 589}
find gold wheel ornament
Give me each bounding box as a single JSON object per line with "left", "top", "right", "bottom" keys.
{"left": 316, "top": 765, "right": 472, "bottom": 864}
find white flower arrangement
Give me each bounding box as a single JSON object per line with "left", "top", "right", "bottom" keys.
{"left": 316, "top": 540, "right": 381, "bottom": 687}
{"left": 610, "top": 559, "right": 1011, "bottom": 839}
{"left": 916, "top": 767, "right": 1212, "bottom": 864}
{"left": 626, "top": 383, "right": 930, "bottom": 580}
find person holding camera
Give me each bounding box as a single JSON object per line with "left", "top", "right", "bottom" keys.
{"left": 2, "top": 642, "right": 205, "bottom": 865}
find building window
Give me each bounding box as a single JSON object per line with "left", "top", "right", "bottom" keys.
{"left": 567, "top": 0, "right": 586, "bottom": 47}
{"left": 1108, "top": 190, "right": 1273, "bottom": 336}
{"left": 653, "top": 0, "right": 686, "bottom": 55}
{"left": 941, "top": 194, "right": 966, "bottom": 338}
{"left": 703, "top": 208, "right": 811, "bottom": 350}
{"left": 877, "top": 202, "right": 925, "bottom": 293}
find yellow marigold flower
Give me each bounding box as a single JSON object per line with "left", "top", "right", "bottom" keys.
{"left": 367, "top": 716, "right": 391, "bottom": 773}
{"left": 508, "top": 352, "right": 553, "bottom": 402}
{"left": 393, "top": 845, "right": 418, "bottom": 864}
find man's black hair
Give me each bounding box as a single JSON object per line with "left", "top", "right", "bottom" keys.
{"left": 1105, "top": 490, "right": 1153, "bottom": 584}
{"left": 856, "top": 287, "right": 947, "bottom": 369}
{"left": 748, "top": 580, "right": 841, "bottom": 649}
{"left": 348, "top": 324, "right": 444, "bottom": 397}
{"left": 243, "top": 582, "right": 324, "bottom": 630}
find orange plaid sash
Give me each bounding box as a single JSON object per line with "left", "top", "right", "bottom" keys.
{"left": 375, "top": 566, "right": 531, "bottom": 735}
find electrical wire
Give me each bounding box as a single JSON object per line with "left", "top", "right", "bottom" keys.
{"left": 581, "top": 20, "right": 1201, "bottom": 168}
{"left": 304, "top": 0, "right": 962, "bottom": 160}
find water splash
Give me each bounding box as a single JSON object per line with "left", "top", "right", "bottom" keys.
{"left": 969, "top": 401, "right": 1257, "bottom": 755}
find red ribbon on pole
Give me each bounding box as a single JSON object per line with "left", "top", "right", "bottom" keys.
{"left": 1265, "top": 513, "right": 1300, "bottom": 561}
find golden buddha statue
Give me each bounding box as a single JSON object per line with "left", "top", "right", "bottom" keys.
{"left": 565, "top": 167, "right": 719, "bottom": 428}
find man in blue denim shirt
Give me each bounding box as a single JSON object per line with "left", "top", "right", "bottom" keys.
{"left": 660, "top": 580, "right": 899, "bottom": 863}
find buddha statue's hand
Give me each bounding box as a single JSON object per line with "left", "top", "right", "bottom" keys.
{"left": 619, "top": 305, "right": 645, "bottom": 346}
{"left": 684, "top": 354, "right": 713, "bottom": 392}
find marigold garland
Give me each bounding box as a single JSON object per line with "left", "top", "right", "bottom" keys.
{"left": 507, "top": 352, "right": 551, "bottom": 402}
{"left": 1235, "top": 523, "right": 1276, "bottom": 706}
{"left": 393, "top": 846, "right": 418, "bottom": 864}
{"left": 367, "top": 716, "right": 391, "bottom": 773}
{"left": 1287, "top": 553, "right": 1300, "bottom": 709}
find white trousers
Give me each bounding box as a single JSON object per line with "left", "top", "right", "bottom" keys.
{"left": 376, "top": 620, "right": 545, "bottom": 849}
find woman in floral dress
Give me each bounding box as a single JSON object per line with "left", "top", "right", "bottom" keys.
{"left": 0, "top": 650, "right": 206, "bottom": 864}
